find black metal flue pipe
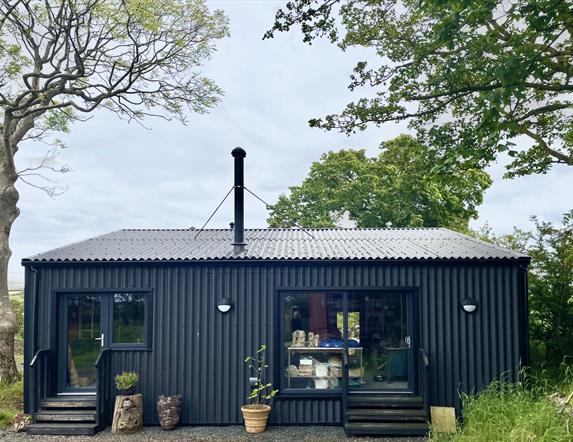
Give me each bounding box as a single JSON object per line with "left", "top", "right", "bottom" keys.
{"left": 231, "top": 147, "right": 246, "bottom": 252}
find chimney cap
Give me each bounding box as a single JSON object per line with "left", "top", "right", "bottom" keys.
{"left": 231, "top": 147, "right": 246, "bottom": 158}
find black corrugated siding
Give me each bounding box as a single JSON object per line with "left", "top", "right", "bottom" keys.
{"left": 24, "top": 261, "right": 525, "bottom": 425}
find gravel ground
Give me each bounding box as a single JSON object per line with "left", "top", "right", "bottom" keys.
{"left": 0, "top": 426, "right": 426, "bottom": 441}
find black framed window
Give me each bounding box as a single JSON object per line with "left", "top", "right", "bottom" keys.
{"left": 281, "top": 292, "right": 343, "bottom": 391}
{"left": 109, "top": 291, "right": 152, "bottom": 349}
{"left": 112, "top": 293, "right": 146, "bottom": 345}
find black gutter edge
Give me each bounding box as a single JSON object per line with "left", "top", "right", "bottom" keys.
{"left": 21, "top": 256, "right": 532, "bottom": 267}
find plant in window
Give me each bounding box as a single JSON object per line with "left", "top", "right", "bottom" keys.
{"left": 241, "top": 344, "right": 278, "bottom": 433}
{"left": 115, "top": 371, "right": 139, "bottom": 396}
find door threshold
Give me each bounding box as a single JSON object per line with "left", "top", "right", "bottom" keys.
{"left": 347, "top": 390, "right": 414, "bottom": 395}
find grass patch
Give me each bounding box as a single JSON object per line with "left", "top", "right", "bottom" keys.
{"left": 0, "top": 379, "right": 23, "bottom": 429}
{"left": 430, "top": 371, "right": 573, "bottom": 442}
{"left": 10, "top": 292, "right": 24, "bottom": 366}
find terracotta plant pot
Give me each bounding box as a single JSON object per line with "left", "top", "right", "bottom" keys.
{"left": 241, "top": 404, "right": 271, "bottom": 433}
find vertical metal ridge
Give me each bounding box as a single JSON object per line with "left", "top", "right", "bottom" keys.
{"left": 29, "top": 260, "right": 526, "bottom": 424}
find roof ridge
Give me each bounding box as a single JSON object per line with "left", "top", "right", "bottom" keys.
{"left": 118, "top": 227, "right": 445, "bottom": 232}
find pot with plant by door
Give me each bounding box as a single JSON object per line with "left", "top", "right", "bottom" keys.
{"left": 112, "top": 371, "right": 143, "bottom": 434}
{"left": 241, "top": 344, "right": 278, "bottom": 434}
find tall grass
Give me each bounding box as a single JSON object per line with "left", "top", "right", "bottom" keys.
{"left": 431, "top": 369, "right": 573, "bottom": 442}
{"left": 0, "top": 379, "right": 23, "bottom": 429}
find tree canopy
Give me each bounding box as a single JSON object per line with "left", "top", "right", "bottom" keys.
{"left": 266, "top": 0, "right": 573, "bottom": 178}
{"left": 268, "top": 135, "right": 492, "bottom": 230}
{"left": 474, "top": 211, "right": 573, "bottom": 369}
{"left": 0, "top": 0, "right": 228, "bottom": 383}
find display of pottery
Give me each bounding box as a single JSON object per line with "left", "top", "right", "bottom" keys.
{"left": 307, "top": 332, "right": 320, "bottom": 347}
{"left": 292, "top": 330, "right": 306, "bottom": 347}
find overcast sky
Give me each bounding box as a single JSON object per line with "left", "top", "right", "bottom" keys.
{"left": 9, "top": 0, "right": 573, "bottom": 287}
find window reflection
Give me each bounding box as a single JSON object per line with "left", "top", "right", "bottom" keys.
{"left": 283, "top": 292, "right": 346, "bottom": 390}
{"left": 113, "top": 293, "right": 145, "bottom": 344}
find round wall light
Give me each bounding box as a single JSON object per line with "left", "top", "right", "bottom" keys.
{"left": 217, "top": 297, "right": 233, "bottom": 313}
{"left": 461, "top": 298, "right": 478, "bottom": 313}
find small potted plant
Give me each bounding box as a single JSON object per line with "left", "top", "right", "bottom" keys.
{"left": 112, "top": 371, "right": 143, "bottom": 434}
{"left": 241, "top": 344, "right": 278, "bottom": 434}
{"left": 115, "top": 371, "right": 139, "bottom": 395}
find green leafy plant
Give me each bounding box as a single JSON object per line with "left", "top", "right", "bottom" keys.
{"left": 115, "top": 371, "right": 139, "bottom": 393}
{"left": 267, "top": 135, "right": 491, "bottom": 232}
{"left": 430, "top": 372, "right": 573, "bottom": 441}
{"left": 267, "top": 0, "right": 573, "bottom": 178}
{"left": 0, "top": 379, "right": 23, "bottom": 429}
{"left": 244, "top": 345, "right": 278, "bottom": 408}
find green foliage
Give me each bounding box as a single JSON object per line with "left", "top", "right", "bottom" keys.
{"left": 268, "top": 135, "right": 491, "bottom": 230}
{"left": 244, "top": 345, "right": 278, "bottom": 406}
{"left": 115, "top": 371, "right": 139, "bottom": 392}
{"left": 0, "top": 0, "right": 229, "bottom": 148}
{"left": 430, "top": 374, "right": 573, "bottom": 442}
{"left": 474, "top": 211, "right": 573, "bottom": 370}
{"left": 9, "top": 294, "right": 24, "bottom": 364}
{"left": 267, "top": 0, "right": 573, "bottom": 177}
{"left": 0, "top": 380, "right": 23, "bottom": 429}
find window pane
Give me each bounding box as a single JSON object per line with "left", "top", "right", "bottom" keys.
{"left": 113, "top": 293, "right": 145, "bottom": 344}
{"left": 283, "top": 292, "right": 343, "bottom": 390}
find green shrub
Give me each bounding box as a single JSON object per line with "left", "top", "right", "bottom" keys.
{"left": 115, "top": 371, "right": 138, "bottom": 392}
{"left": 10, "top": 293, "right": 24, "bottom": 364}
{"left": 430, "top": 376, "right": 573, "bottom": 442}
{"left": 0, "top": 380, "right": 23, "bottom": 429}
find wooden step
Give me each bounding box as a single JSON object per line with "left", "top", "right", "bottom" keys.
{"left": 27, "top": 422, "right": 97, "bottom": 436}
{"left": 41, "top": 396, "right": 96, "bottom": 409}
{"left": 346, "top": 407, "right": 427, "bottom": 422}
{"left": 35, "top": 409, "right": 96, "bottom": 423}
{"left": 344, "top": 421, "right": 429, "bottom": 436}
{"left": 346, "top": 394, "right": 423, "bottom": 408}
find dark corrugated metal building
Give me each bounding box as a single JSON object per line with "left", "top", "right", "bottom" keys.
{"left": 22, "top": 226, "right": 529, "bottom": 436}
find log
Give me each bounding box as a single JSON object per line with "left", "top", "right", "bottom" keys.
{"left": 111, "top": 394, "right": 143, "bottom": 434}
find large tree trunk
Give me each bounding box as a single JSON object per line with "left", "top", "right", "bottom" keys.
{"left": 0, "top": 138, "right": 20, "bottom": 383}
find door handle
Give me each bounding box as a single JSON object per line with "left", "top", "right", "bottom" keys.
{"left": 94, "top": 333, "right": 105, "bottom": 348}
{"left": 405, "top": 336, "right": 411, "bottom": 348}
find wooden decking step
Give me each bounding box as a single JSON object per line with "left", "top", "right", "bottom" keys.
{"left": 41, "top": 396, "right": 96, "bottom": 409}
{"left": 27, "top": 422, "right": 97, "bottom": 436}
{"left": 346, "top": 407, "right": 426, "bottom": 422}
{"left": 35, "top": 409, "right": 96, "bottom": 423}
{"left": 345, "top": 421, "right": 429, "bottom": 436}
{"left": 347, "top": 394, "right": 423, "bottom": 408}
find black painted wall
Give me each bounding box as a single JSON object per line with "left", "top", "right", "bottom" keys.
{"left": 23, "top": 260, "right": 528, "bottom": 425}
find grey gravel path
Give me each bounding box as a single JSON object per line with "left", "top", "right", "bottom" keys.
{"left": 0, "top": 426, "right": 426, "bottom": 441}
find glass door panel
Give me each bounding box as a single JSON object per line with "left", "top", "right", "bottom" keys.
{"left": 346, "top": 292, "right": 413, "bottom": 391}
{"left": 64, "top": 295, "right": 102, "bottom": 390}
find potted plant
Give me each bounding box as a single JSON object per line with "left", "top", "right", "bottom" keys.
{"left": 112, "top": 371, "right": 143, "bottom": 434}
{"left": 241, "top": 344, "right": 278, "bottom": 434}
{"left": 115, "top": 371, "right": 139, "bottom": 395}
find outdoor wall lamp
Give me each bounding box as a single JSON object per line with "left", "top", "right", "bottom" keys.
{"left": 461, "top": 298, "right": 478, "bottom": 313}
{"left": 217, "top": 297, "right": 233, "bottom": 313}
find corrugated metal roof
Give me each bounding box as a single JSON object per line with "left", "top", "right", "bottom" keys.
{"left": 22, "top": 228, "right": 528, "bottom": 263}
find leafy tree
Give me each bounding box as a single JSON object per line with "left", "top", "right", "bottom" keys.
{"left": 266, "top": 0, "right": 573, "bottom": 177}
{"left": 474, "top": 212, "right": 573, "bottom": 370}
{"left": 268, "top": 134, "right": 491, "bottom": 230}
{"left": 0, "top": 0, "right": 229, "bottom": 382}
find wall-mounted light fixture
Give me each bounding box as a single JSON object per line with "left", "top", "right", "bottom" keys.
{"left": 461, "top": 298, "right": 478, "bottom": 313}
{"left": 217, "top": 297, "right": 233, "bottom": 313}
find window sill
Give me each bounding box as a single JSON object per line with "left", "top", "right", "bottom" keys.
{"left": 109, "top": 344, "right": 152, "bottom": 351}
